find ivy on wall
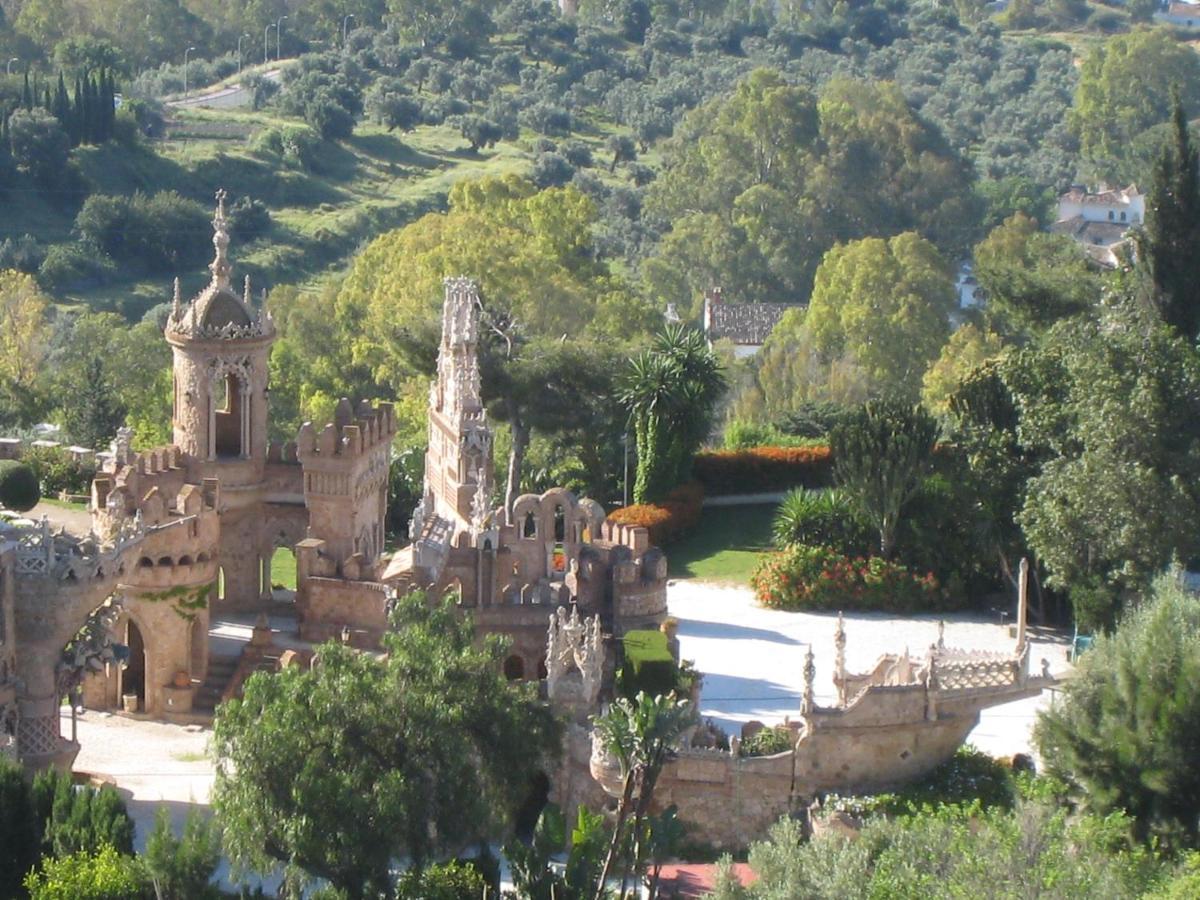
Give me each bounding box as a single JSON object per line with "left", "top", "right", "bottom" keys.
{"left": 137, "top": 583, "right": 213, "bottom": 621}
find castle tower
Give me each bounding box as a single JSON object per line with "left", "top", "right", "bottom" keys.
{"left": 164, "top": 189, "right": 276, "bottom": 610}
{"left": 421, "top": 278, "right": 493, "bottom": 535}
{"left": 165, "top": 189, "right": 275, "bottom": 482}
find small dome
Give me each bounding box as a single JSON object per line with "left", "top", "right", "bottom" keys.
{"left": 201, "top": 289, "right": 252, "bottom": 329}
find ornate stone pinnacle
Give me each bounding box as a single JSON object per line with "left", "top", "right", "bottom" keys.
{"left": 171, "top": 277, "right": 182, "bottom": 320}
{"left": 210, "top": 188, "right": 232, "bottom": 291}
{"left": 802, "top": 645, "right": 816, "bottom": 715}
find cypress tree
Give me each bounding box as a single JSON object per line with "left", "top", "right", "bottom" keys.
{"left": 21, "top": 71, "right": 31, "bottom": 110}
{"left": 41, "top": 84, "right": 50, "bottom": 112}
{"left": 71, "top": 77, "right": 83, "bottom": 145}
{"left": 1140, "top": 91, "right": 1200, "bottom": 341}
{"left": 53, "top": 72, "right": 69, "bottom": 132}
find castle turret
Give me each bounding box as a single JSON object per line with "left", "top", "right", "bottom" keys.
{"left": 420, "top": 278, "right": 494, "bottom": 536}
{"left": 165, "top": 189, "right": 274, "bottom": 484}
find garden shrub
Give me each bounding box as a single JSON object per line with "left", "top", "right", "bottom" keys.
{"left": 395, "top": 860, "right": 489, "bottom": 900}
{"left": 739, "top": 726, "right": 794, "bottom": 757}
{"left": 23, "top": 844, "right": 148, "bottom": 900}
{"left": 722, "top": 419, "right": 811, "bottom": 450}
{"left": 0, "top": 757, "right": 39, "bottom": 897}
{"left": 74, "top": 192, "right": 208, "bottom": 274}
{"left": 692, "top": 445, "right": 834, "bottom": 495}
{"left": 23, "top": 445, "right": 96, "bottom": 497}
{"left": 609, "top": 481, "right": 703, "bottom": 546}
{"left": 0, "top": 460, "right": 41, "bottom": 512}
{"left": 750, "top": 544, "right": 952, "bottom": 613}
{"left": 38, "top": 242, "right": 117, "bottom": 292}
{"left": 772, "top": 488, "right": 872, "bottom": 553}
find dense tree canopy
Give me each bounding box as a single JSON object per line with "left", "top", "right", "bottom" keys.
{"left": 643, "top": 69, "right": 975, "bottom": 314}
{"left": 212, "top": 590, "right": 560, "bottom": 897}
{"left": 805, "top": 232, "right": 956, "bottom": 401}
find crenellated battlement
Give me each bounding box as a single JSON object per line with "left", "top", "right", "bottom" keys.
{"left": 295, "top": 398, "right": 396, "bottom": 463}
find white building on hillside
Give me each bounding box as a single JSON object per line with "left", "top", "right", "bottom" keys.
{"left": 1050, "top": 183, "right": 1143, "bottom": 268}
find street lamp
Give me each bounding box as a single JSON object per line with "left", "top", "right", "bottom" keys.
{"left": 276, "top": 15, "right": 288, "bottom": 61}
{"left": 264, "top": 23, "right": 275, "bottom": 65}
{"left": 237, "top": 33, "right": 250, "bottom": 74}
{"left": 6, "top": 58, "right": 17, "bottom": 76}
{"left": 343, "top": 14, "right": 356, "bottom": 48}
{"left": 183, "top": 46, "right": 197, "bottom": 98}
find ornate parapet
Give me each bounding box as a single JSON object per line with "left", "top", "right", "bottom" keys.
{"left": 546, "top": 606, "right": 604, "bottom": 712}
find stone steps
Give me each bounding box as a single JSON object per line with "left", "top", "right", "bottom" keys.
{"left": 193, "top": 655, "right": 238, "bottom": 712}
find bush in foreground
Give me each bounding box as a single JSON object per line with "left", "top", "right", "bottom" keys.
{"left": 751, "top": 544, "right": 952, "bottom": 613}
{"left": 0, "top": 459, "right": 40, "bottom": 511}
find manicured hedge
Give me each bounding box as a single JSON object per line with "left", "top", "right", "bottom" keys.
{"left": 751, "top": 544, "right": 960, "bottom": 613}
{"left": 608, "top": 481, "right": 704, "bottom": 546}
{"left": 692, "top": 445, "right": 834, "bottom": 495}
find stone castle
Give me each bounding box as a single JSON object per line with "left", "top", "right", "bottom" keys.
{"left": 0, "top": 189, "right": 666, "bottom": 771}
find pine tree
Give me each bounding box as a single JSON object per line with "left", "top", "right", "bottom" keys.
{"left": 1140, "top": 91, "right": 1200, "bottom": 341}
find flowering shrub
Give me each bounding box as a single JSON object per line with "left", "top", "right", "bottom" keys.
{"left": 692, "top": 445, "right": 834, "bottom": 495}
{"left": 751, "top": 544, "right": 955, "bottom": 613}
{"left": 609, "top": 481, "right": 703, "bottom": 546}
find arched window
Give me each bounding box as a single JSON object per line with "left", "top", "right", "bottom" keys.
{"left": 504, "top": 655, "right": 525, "bottom": 681}
{"left": 523, "top": 511, "right": 537, "bottom": 539}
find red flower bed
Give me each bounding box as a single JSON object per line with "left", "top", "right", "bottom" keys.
{"left": 751, "top": 544, "right": 957, "bottom": 613}
{"left": 692, "top": 445, "right": 834, "bottom": 495}
{"left": 609, "top": 481, "right": 704, "bottom": 546}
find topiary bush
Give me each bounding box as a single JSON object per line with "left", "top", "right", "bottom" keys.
{"left": 0, "top": 460, "right": 41, "bottom": 512}
{"left": 751, "top": 544, "right": 953, "bottom": 613}
{"left": 692, "top": 446, "right": 834, "bottom": 495}
{"left": 739, "top": 726, "right": 794, "bottom": 757}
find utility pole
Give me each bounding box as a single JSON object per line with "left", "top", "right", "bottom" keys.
{"left": 264, "top": 23, "right": 275, "bottom": 65}
{"left": 276, "top": 15, "right": 288, "bottom": 61}
{"left": 237, "top": 33, "right": 250, "bottom": 74}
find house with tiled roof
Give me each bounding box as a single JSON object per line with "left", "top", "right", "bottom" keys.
{"left": 1156, "top": 0, "right": 1200, "bottom": 28}
{"left": 1050, "top": 183, "right": 1143, "bottom": 269}
{"left": 701, "top": 288, "right": 799, "bottom": 358}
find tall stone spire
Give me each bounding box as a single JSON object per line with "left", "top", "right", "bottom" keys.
{"left": 209, "top": 189, "right": 232, "bottom": 291}
{"left": 802, "top": 645, "right": 816, "bottom": 715}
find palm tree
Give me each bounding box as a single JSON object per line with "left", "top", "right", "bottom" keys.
{"left": 618, "top": 325, "right": 726, "bottom": 504}
{"left": 617, "top": 351, "right": 682, "bottom": 504}
{"left": 592, "top": 692, "right": 693, "bottom": 900}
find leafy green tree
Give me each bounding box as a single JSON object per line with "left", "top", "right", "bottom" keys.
{"left": 1009, "top": 296, "right": 1200, "bottom": 630}
{"left": 710, "top": 802, "right": 1165, "bottom": 899}
{"left": 212, "top": 591, "right": 560, "bottom": 897}
{"left": 23, "top": 844, "right": 148, "bottom": 900}
{"left": 974, "top": 214, "right": 1101, "bottom": 337}
{"left": 592, "top": 692, "right": 693, "bottom": 900}
{"left": 921, "top": 324, "right": 1005, "bottom": 419}
{"left": 1138, "top": 93, "right": 1200, "bottom": 342}
{"left": 0, "top": 270, "right": 50, "bottom": 428}
{"left": 506, "top": 804, "right": 607, "bottom": 900}
{"left": 7, "top": 108, "right": 69, "bottom": 188}
{"left": 61, "top": 357, "right": 125, "bottom": 451}
{"left": 142, "top": 807, "right": 221, "bottom": 900}
{"left": 1071, "top": 29, "right": 1200, "bottom": 179}
{"left": 831, "top": 399, "right": 938, "bottom": 559}
{"left": 805, "top": 232, "right": 956, "bottom": 401}
{"left": 1035, "top": 574, "right": 1200, "bottom": 846}
{"left": 460, "top": 115, "right": 501, "bottom": 151}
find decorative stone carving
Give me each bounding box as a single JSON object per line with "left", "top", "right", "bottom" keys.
{"left": 546, "top": 605, "right": 604, "bottom": 708}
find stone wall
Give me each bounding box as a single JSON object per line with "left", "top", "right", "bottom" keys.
{"left": 297, "top": 575, "right": 389, "bottom": 647}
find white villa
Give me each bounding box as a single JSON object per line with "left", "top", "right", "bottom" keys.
{"left": 1050, "top": 183, "right": 1143, "bottom": 268}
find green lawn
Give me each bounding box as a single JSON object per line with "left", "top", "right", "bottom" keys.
{"left": 270, "top": 547, "right": 297, "bottom": 590}
{"left": 667, "top": 504, "right": 776, "bottom": 585}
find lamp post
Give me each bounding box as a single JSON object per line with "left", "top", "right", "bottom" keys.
{"left": 276, "top": 15, "right": 288, "bottom": 60}
{"left": 183, "top": 46, "right": 197, "bottom": 98}
{"left": 237, "top": 33, "right": 250, "bottom": 74}
{"left": 6, "top": 58, "right": 17, "bottom": 76}
{"left": 264, "top": 23, "right": 274, "bottom": 65}
{"left": 343, "top": 14, "right": 356, "bottom": 48}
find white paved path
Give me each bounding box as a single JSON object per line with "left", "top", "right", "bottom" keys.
{"left": 669, "top": 581, "right": 1073, "bottom": 759}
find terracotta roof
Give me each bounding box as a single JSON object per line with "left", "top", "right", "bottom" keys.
{"left": 655, "top": 863, "right": 756, "bottom": 898}
{"left": 707, "top": 303, "right": 795, "bottom": 345}
{"left": 1058, "top": 184, "right": 1140, "bottom": 206}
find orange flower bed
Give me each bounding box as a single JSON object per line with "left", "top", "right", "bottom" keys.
{"left": 609, "top": 482, "right": 704, "bottom": 546}
{"left": 692, "top": 445, "right": 835, "bottom": 495}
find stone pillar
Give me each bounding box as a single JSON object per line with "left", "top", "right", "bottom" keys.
{"left": 1016, "top": 558, "right": 1029, "bottom": 650}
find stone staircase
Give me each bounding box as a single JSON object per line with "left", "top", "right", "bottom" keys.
{"left": 193, "top": 655, "right": 238, "bottom": 714}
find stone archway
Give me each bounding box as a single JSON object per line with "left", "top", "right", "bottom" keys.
{"left": 121, "top": 620, "right": 146, "bottom": 712}
{"left": 503, "top": 654, "right": 525, "bottom": 681}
